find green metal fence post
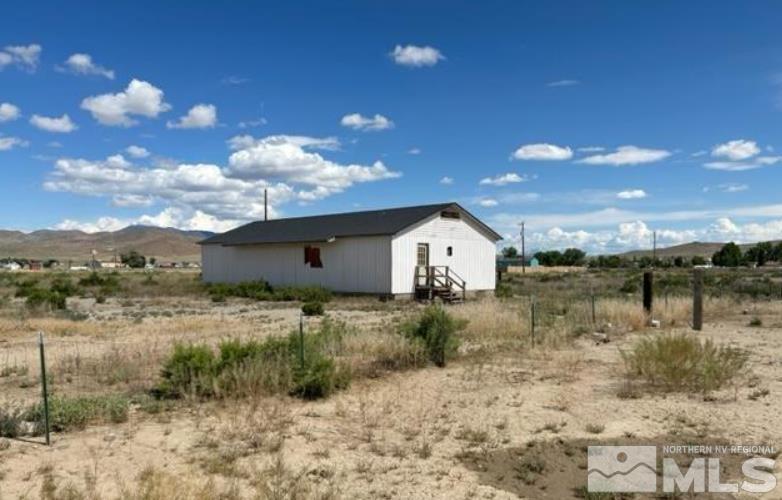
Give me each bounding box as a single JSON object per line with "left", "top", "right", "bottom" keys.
{"left": 38, "top": 331, "right": 50, "bottom": 446}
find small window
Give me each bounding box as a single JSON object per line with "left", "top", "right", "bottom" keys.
{"left": 441, "top": 210, "right": 460, "bottom": 219}
{"left": 304, "top": 246, "right": 323, "bottom": 268}
{"left": 446, "top": 246, "right": 453, "bottom": 257}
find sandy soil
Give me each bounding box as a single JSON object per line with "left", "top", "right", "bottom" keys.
{"left": 1, "top": 300, "right": 781, "bottom": 499}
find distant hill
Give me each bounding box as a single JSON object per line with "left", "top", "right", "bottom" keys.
{"left": 0, "top": 225, "right": 214, "bottom": 263}
{"left": 621, "top": 240, "right": 780, "bottom": 260}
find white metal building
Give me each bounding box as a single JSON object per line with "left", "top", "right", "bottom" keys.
{"left": 200, "top": 203, "right": 502, "bottom": 299}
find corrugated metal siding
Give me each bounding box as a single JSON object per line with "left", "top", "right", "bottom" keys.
{"left": 390, "top": 214, "right": 497, "bottom": 294}
{"left": 202, "top": 236, "right": 392, "bottom": 293}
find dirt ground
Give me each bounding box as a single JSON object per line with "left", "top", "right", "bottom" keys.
{"left": 1, "top": 298, "right": 781, "bottom": 499}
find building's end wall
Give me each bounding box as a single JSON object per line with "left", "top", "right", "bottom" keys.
{"left": 391, "top": 214, "right": 497, "bottom": 295}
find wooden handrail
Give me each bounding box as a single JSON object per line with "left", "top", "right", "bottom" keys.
{"left": 414, "top": 265, "right": 466, "bottom": 301}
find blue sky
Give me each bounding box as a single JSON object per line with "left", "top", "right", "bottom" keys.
{"left": 2, "top": 1, "right": 782, "bottom": 253}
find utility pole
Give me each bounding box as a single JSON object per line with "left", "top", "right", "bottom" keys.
{"left": 652, "top": 230, "right": 657, "bottom": 265}
{"left": 264, "top": 188, "right": 268, "bottom": 221}
{"left": 520, "top": 221, "right": 526, "bottom": 274}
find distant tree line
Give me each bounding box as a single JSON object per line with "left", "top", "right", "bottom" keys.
{"left": 712, "top": 241, "right": 782, "bottom": 268}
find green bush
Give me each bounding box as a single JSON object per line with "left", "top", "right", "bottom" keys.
{"left": 156, "top": 318, "right": 351, "bottom": 400}
{"left": 302, "top": 301, "right": 324, "bottom": 316}
{"left": 157, "top": 344, "right": 216, "bottom": 398}
{"left": 205, "top": 280, "right": 332, "bottom": 303}
{"left": 495, "top": 282, "right": 513, "bottom": 298}
{"left": 25, "top": 288, "right": 67, "bottom": 310}
{"left": 401, "top": 305, "right": 465, "bottom": 367}
{"left": 619, "top": 277, "right": 638, "bottom": 294}
{"left": 25, "top": 395, "right": 129, "bottom": 432}
{"left": 0, "top": 406, "right": 25, "bottom": 438}
{"left": 621, "top": 333, "right": 747, "bottom": 393}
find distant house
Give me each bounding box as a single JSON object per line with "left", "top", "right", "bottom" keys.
{"left": 1, "top": 261, "right": 21, "bottom": 271}
{"left": 529, "top": 257, "right": 540, "bottom": 267}
{"left": 200, "top": 203, "right": 502, "bottom": 299}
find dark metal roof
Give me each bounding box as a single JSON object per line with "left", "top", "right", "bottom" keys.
{"left": 200, "top": 202, "right": 502, "bottom": 246}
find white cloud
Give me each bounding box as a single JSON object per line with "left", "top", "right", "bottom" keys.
{"left": 44, "top": 135, "right": 401, "bottom": 231}
{"left": 125, "top": 145, "right": 150, "bottom": 158}
{"left": 439, "top": 176, "right": 454, "bottom": 185}
{"left": 577, "top": 145, "right": 671, "bottom": 166}
{"left": 81, "top": 79, "right": 171, "bottom": 126}
{"left": 60, "top": 53, "right": 114, "bottom": 79}
{"left": 512, "top": 143, "right": 573, "bottom": 161}
{"left": 547, "top": 79, "right": 580, "bottom": 87}
{"left": 703, "top": 156, "right": 781, "bottom": 171}
{"left": 340, "top": 113, "right": 394, "bottom": 131}
{"left": 0, "top": 44, "right": 41, "bottom": 72}
{"left": 0, "top": 136, "right": 29, "bottom": 151}
{"left": 167, "top": 104, "right": 218, "bottom": 129}
{"left": 30, "top": 114, "right": 77, "bottom": 133}
{"left": 227, "top": 135, "right": 401, "bottom": 192}
{"left": 55, "top": 216, "right": 128, "bottom": 233}
{"left": 691, "top": 150, "right": 708, "bottom": 157}
{"left": 238, "top": 117, "right": 267, "bottom": 129}
{"left": 707, "top": 183, "right": 748, "bottom": 193}
{"left": 0, "top": 103, "right": 21, "bottom": 122}
{"left": 408, "top": 148, "right": 421, "bottom": 155}
{"left": 616, "top": 189, "right": 647, "bottom": 199}
{"left": 711, "top": 139, "right": 759, "bottom": 161}
{"left": 390, "top": 44, "right": 444, "bottom": 67}
{"left": 577, "top": 146, "right": 605, "bottom": 153}
{"left": 479, "top": 173, "right": 528, "bottom": 186}
{"left": 478, "top": 198, "right": 498, "bottom": 207}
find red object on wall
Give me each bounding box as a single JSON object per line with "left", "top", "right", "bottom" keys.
{"left": 304, "top": 246, "right": 323, "bottom": 268}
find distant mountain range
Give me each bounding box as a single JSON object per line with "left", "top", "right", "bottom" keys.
{"left": 0, "top": 226, "right": 214, "bottom": 263}
{"left": 620, "top": 240, "right": 779, "bottom": 259}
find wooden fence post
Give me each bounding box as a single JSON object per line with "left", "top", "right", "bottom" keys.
{"left": 693, "top": 268, "right": 703, "bottom": 331}
{"left": 298, "top": 313, "right": 305, "bottom": 366}
{"left": 643, "top": 271, "right": 653, "bottom": 316}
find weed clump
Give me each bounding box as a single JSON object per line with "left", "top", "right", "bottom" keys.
{"left": 206, "top": 280, "right": 332, "bottom": 304}
{"left": 621, "top": 333, "right": 747, "bottom": 394}
{"left": 302, "top": 301, "right": 324, "bottom": 316}
{"left": 156, "top": 318, "right": 350, "bottom": 400}
{"left": 401, "top": 305, "right": 466, "bottom": 367}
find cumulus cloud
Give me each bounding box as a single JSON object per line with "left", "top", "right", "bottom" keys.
{"left": 81, "top": 79, "right": 171, "bottom": 126}
{"left": 478, "top": 198, "right": 498, "bottom": 207}
{"left": 60, "top": 53, "right": 114, "bottom": 79}
{"left": 0, "top": 44, "right": 41, "bottom": 72}
{"left": 125, "top": 145, "right": 150, "bottom": 158}
{"left": 54, "top": 216, "right": 128, "bottom": 233}
{"left": 43, "top": 134, "right": 401, "bottom": 232}
{"left": 390, "top": 44, "right": 444, "bottom": 67}
{"left": 30, "top": 114, "right": 77, "bottom": 133}
{"left": 167, "top": 104, "right": 217, "bottom": 129}
{"left": 578, "top": 145, "right": 671, "bottom": 166}
{"left": 0, "top": 136, "right": 29, "bottom": 151}
{"left": 340, "top": 113, "right": 394, "bottom": 131}
{"left": 711, "top": 139, "right": 759, "bottom": 161}
{"left": 616, "top": 189, "right": 647, "bottom": 199}
{"left": 0, "top": 103, "right": 21, "bottom": 122}
{"left": 226, "top": 135, "right": 401, "bottom": 192}
{"left": 479, "top": 173, "right": 528, "bottom": 186}
{"left": 512, "top": 143, "right": 573, "bottom": 161}
{"left": 439, "top": 176, "right": 454, "bottom": 185}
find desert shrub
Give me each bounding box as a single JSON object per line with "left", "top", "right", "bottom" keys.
{"left": 25, "top": 288, "right": 67, "bottom": 310}
{"left": 302, "top": 301, "right": 324, "bottom": 316}
{"left": 621, "top": 333, "right": 747, "bottom": 393}
{"left": 49, "top": 275, "right": 80, "bottom": 296}
{"left": 495, "top": 282, "right": 513, "bottom": 298}
{"left": 157, "top": 318, "right": 350, "bottom": 400}
{"left": 157, "top": 344, "right": 216, "bottom": 398}
{"left": 619, "top": 277, "right": 638, "bottom": 294}
{"left": 14, "top": 278, "right": 39, "bottom": 297}
{"left": 0, "top": 406, "right": 25, "bottom": 438}
{"left": 749, "top": 317, "right": 763, "bottom": 327}
{"left": 401, "top": 305, "right": 466, "bottom": 367}
{"left": 25, "top": 394, "right": 129, "bottom": 432}
{"left": 205, "top": 280, "right": 332, "bottom": 303}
